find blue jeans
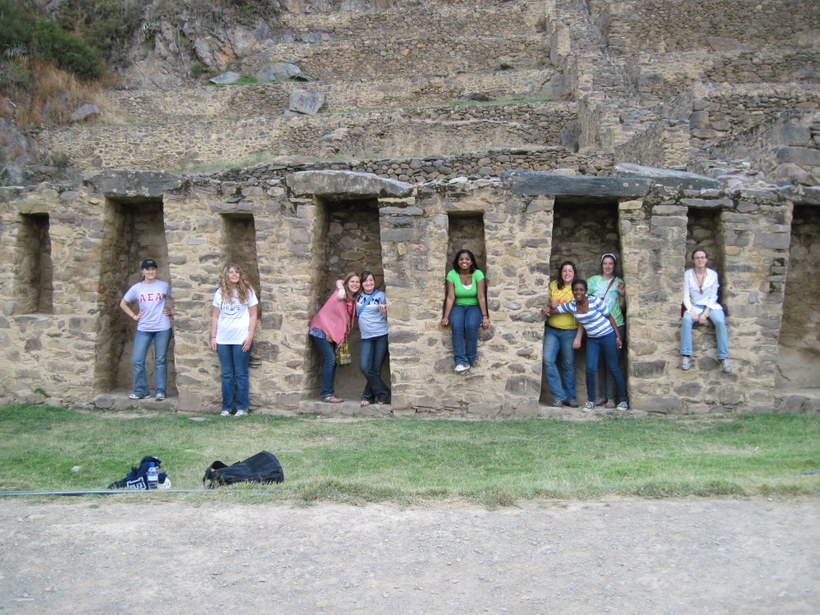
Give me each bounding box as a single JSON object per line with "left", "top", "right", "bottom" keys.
{"left": 542, "top": 326, "right": 577, "bottom": 403}
{"left": 680, "top": 309, "right": 729, "bottom": 359}
{"left": 216, "top": 343, "right": 252, "bottom": 411}
{"left": 597, "top": 324, "right": 625, "bottom": 402}
{"left": 132, "top": 328, "right": 172, "bottom": 397}
{"left": 586, "top": 332, "right": 627, "bottom": 404}
{"left": 311, "top": 334, "right": 337, "bottom": 398}
{"left": 359, "top": 334, "right": 391, "bottom": 403}
{"left": 449, "top": 304, "right": 482, "bottom": 367}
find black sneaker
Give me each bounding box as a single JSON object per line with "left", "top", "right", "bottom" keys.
{"left": 562, "top": 399, "right": 579, "bottom": 408}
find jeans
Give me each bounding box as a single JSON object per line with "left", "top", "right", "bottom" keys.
{"left": 359, "top": 334, "right": 391, "bottom": 403}
{"left": 597, "top": 324, "right": 625, "bottom": 402}
{"left": 680, "top": 309, "right": 729, "bottom": 359}
{"left": 132, "top": 328, "right": 172, "bottom": 397}
{"left": 449, "top": 304, "right": 482, "bottom": 367}
{"left": 311, "top": 334, "right": 337, "bottom": 398}
{"left": 216, "top": 343, "right": 252, "bottom": 411}
{"left": 542, "top": 326, "right": 577, "bottom": 403}
{"left": 586, "top": 332, "right": 628, "bottom": 404}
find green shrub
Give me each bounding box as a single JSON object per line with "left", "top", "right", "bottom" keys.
{"left": 0, "top": 0, "right": 102, "bottom": 82}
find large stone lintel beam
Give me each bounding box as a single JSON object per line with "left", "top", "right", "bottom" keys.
{"left": 613, "top": 163, "right": 720, "bottom": 191}
{"left": 85, "top": 170, "right": 184, "bottom": 201}
{"left": 502, "top": 170, "right": 651, "bottom": 198}
{"left": 285, "top": 170, "right": 413, "bottom": 198}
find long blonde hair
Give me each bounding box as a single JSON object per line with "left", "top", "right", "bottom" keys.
{"left": 219, "top": 263, "right": 254, "bottom": 305}
{"left": 342, "top": 271, "right": 360, "bottom": 302}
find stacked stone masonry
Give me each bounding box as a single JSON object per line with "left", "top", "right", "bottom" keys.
{"left": 0, "top": 170, "right": 815, "bottom": 415}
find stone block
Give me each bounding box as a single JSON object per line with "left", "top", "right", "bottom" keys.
{"left": 503, "top": 171, "right": 650, "bottom": 198}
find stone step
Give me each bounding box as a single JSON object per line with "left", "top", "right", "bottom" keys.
{"left": 247, "top": 33, "right": 549, "bottom": 80}
{"left": 107, "top": 68, "right": 558, "bottom": 123}
{"left": 39, "top": 101, "right": 577, "bottom": 172}
{"left": 277, "top": 0, "right": 542, "bottom": 41}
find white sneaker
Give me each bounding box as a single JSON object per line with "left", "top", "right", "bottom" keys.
{"left": 220, "top": 410, "right": 231, "bottom": 416}
{"left": 721, "top": 358, "right": 732, "bottom": 373}
{"left": 681, "top": 356, "right": 692, "bottom": 371}
{"left": 234, "top": 409, "right": 248, "bottom": 417}
{"left": 128, "top": 393, "right": 146, "bottom": 400}
{"left": 583, "top": 401, "right": 595, "bottom": 412}
{"left": 617, "top": 402, "right": 629, "bottom": 411}
{"left": 454, "top": 364, "right": 469, "bottom": 373}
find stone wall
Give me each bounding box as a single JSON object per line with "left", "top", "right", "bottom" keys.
{"left": 625, "top": 50, "right": 820, "bottom": 104}
{"left": 39, "top": 102, "right": 578, "bottom": 172}
{"left": 589, "top": 0, "right": 817, "bottom": 56}
{"left": 0, "top": 169, "right": 813, "bottom": 415}
{"left": 106, "top": 69, "right": 558, "bottom": 122}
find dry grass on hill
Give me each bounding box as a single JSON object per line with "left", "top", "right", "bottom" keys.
{"left": 4, "top": 59, "right": 123, "bottom": 128}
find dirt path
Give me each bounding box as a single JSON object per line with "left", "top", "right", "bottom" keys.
{"left": 0, "top": 497, "right": 817, "bottom": 614}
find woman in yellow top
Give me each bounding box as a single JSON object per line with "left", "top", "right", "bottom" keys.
{"left": 540, "top": 261, "right": 580, "bottom": 407}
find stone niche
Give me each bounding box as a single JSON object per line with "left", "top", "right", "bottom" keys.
{"left": 0, "top": 169, "right": 815, "bottom": 414}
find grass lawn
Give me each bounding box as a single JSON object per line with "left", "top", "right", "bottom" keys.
{"left": 0, "top": 405, "right": 817, "bottom": 506}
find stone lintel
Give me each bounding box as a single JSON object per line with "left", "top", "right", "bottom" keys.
{"left": 503, "top": 170, "right": 650, "bottom": 199}
{"left": 208, "top": 201, "right": 259, "bottom": 214}
{"left": 781, "top": 185, "right": 820, "bottom": 206}
{"left": 285, "top": 170, "right": 413, "bottom": 198}
{"left": 86, "top": 170, "right": 184, "bottom": 201}
{"left": 681, "top": 197, "right": 734, "bottom": 209}
{"left": 613, "top": 163, "right": 720, "bottom": 191}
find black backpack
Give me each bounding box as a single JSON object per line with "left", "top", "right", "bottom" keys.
{"left": 107, "top": 456, "right": 168, "bottom": 490}
{"left": 203, "top": 451, "right": 285, "bottom": 489}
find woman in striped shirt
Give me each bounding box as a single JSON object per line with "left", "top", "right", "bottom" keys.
{"left": 545, "top": 279, "right": 629, "bottom": 412}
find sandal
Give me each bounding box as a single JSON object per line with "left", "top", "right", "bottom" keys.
{"left": 605, "top": 401, "right": 616, "bottom": 409}
{"left": 360, "top": 400, "right": 371, "bottom": 407}
{"left": 321, "top": 396, "right": 344, "bottom": 403}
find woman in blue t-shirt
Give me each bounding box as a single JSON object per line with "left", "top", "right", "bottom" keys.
{"left": 356, "top": 271, "right": 390, "bottom": 406}
{"left": 440, "top": 249, "right": 490, "bottom": 373}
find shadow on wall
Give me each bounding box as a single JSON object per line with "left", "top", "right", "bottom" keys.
{"left": 777, "top": 205, "right": 819, "bottom": 390}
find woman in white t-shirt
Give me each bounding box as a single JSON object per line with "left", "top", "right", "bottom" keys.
{"left": 119, "top": 258, "right": 173, "bottom": 401}
{"left": 211, "top": 263, "right": 258, "bottom": 416}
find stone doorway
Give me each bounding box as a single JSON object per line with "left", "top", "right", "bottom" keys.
{"left": 777, "top": 205, "right": 819, "bottom": 391}
{"left": 94, "top": 198, "right": 176, "bottom": 396}
{"left": 306, "top": 197, "right": 388, "bottom": 402}
{"left": 540, "top": 198, "right": 625, "bottom": 406}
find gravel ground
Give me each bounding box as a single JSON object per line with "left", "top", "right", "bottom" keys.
{"left": 0, "top": 497, "right": 818, "bottom": 614}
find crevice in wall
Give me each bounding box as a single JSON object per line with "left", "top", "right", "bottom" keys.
{"left": 14, "top": 213, "right": 53, "bottom": 314}
{"left": 94, "top": 198, "right": 176, "bottom": 395}
{"left": 777, "top": 204, "right": 819, "bottom": 390}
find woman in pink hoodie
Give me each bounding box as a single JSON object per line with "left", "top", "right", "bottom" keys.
{"left": 308, "top": 272, "right": 361, "bottom": 402}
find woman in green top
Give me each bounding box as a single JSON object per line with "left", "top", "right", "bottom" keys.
{"left": 441, "top": 249, "right": 490, "bottom": 373}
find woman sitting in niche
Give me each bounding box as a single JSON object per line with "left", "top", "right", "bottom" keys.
{"left": 308, "top": 272, "right": 360, "bottom": 403}
{"left": 544, "top": 278, "right": 629, "bottom": 412}
{"left": 680, "top": 248, "right": 731, "bottom": 373}
{"left": 440, "top": 249, "right": 490, "bottom": 373}
{"left": 356, "top": 270, "right": 390, "bottom": 406}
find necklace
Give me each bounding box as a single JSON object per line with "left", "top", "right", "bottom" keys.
{"left": 693, "top": 269, "right": 706, "bottom": 294}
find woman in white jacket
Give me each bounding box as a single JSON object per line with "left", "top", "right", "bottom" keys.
{"left": 680, "top": 248, "right": 731, "bottom": 373}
